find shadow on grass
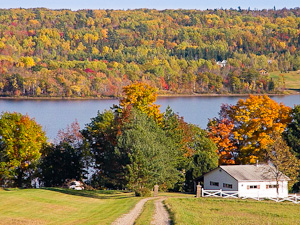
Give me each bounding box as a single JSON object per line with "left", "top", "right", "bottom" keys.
{"left": 1, "top": 187, "right": 27, "bottom": 191}
{"left": 1, "top": 188, "right": 11, "bottom": 191}
{"left": 42, "top": 187, "right": 135, "bottom": 200}
{"left": 164, "top": 200, "right": 175, "bottom": 225}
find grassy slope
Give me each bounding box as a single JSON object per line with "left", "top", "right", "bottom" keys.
{"left": 269, "top": 71, "right": 300, "bottom": 91}
{"left": 0, "top": 188, "right": 139, "bottom": 225}
{"left": 166, "top": 197, "right": 300, "bottom": 225}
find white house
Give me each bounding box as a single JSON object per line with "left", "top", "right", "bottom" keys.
{"left": 203, "top": 165, "right": 289, "bottom": 198}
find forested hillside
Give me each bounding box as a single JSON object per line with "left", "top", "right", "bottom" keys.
{"left": 0, "top": 8, "right": 300, "bottom": 97}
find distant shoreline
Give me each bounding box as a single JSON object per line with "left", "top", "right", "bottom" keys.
{"left": 0, "top": 93, "right": 296, "bottom": 100}
{"left": 0, "top": 96, "right": 118, "bottom": 100}
{"left": 157, "top": 93, "right": 290, "bottom": 98}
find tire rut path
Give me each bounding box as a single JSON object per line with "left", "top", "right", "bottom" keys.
{"left": 151, "top": 197, "right": 171, "bottom": 225}
{"left": 111, "top": 197, "right": 152, "bottom": 225}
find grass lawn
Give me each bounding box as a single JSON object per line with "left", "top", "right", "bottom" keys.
{"left": 0, "top": 188, "right": 139, "bottom": 225}
{"left": 269, "top": 71, "right": 300, "bottom": 91}
{"left": 166, "top": 197, "right": 300, "bottom": 225}
{"left": 3, "top": 189, "right": 299, "bottom": 225}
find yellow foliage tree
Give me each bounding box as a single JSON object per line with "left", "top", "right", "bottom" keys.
{"left": 119, "top": 82, "right": 162, "bottom": 123}
{"left": 20, "top": 56, "right": 35, "bottom": 68}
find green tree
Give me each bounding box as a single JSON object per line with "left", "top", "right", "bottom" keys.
{"left": 117, "top": 109, "right": 180, "bottom": 195}
{"left": 162, "top": 107, "right": 218, "bottom": 191}
{"left": 283, "top": 105, "right": 300, "bottom": 191}
{"left": 39, "top": 142, "right": 86, "bottom": 187}
{"left": 266, "top": 134, "right": 300, "bottom": 192}
{"left": 0, "top": 112, "right": 46, "bottom": 187}
{"left": 81, "top": 110, "right": 123, "bottom": 189}
{"left": 284, "top": 105, "right": 300, "bottom": 158}
{"left": 81, "top": 83, "right": 217, "bottom": 194}
{"left": 39, "top": 120, "right": 86, "bottom": 187}
{"left": 184, "top": 125, "right": 218, "bottom": 192}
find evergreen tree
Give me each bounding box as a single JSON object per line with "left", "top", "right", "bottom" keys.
{"left": 117, "top": 109, "right": 180, "bottom": 195}
{"left": 284, "top": 105, "right": 300, "bottom": 158}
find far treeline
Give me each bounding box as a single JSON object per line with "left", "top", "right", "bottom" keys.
{"left": 1, "top": 8, "right": 300, "bottom": 97}
{"left": 0, "top": 83, "right": 300, "bottom": 196}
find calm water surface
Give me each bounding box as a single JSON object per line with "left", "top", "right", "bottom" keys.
{"left": 0, "top": 95, "right": 299, "bottom": 141}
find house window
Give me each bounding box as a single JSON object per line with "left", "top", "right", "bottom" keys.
{"left": 210, "top": 181, "right": 219, "bottom": 186}
{"left": 223, "top": 183, "right": 233, "bottom": 189}
{"left": 266, "top": 185, "right": 278, "bottom": 189}
{"left": 247, "top": 185, "right": 260, "bottom": 189}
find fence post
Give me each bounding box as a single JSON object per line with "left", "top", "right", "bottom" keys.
{"left": 196, "top": 184, "right": 202, "bottom": 198}
{"left": 153, "top": 185, "right": 159, "bottom": 197}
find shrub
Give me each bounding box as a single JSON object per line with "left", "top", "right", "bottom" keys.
{"left": 135, "top": 187, "right": 151, "bottom": 197}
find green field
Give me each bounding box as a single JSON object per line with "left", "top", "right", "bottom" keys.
{"left": 0, "top": 188, "right": 139, "bottom": 225}
{"left": 2, "top": 189, "right": 300, "bottom": 224}
{"left": 166, "top": 197, "right": 300, "bottom": 225}
{"left": 269, "top": 71, "right": 300, "bottom": 91}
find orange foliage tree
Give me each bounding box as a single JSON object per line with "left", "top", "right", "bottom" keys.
{"left": 208, "top": 117, "right": 236, "bottom": 165}
{"left": 208, "top": 95, "right": 291, "bottom": 165}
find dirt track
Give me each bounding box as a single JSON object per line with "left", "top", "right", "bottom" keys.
{"left": 111, "top": 197, "right": 151, "bottom": 225}
{"left": 111, "top": 197, "right": 170, "bottom": 225}
{"left": 151, "top": 198, "right": 171, "bottom": 225}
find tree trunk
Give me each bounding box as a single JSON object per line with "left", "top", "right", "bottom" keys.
{"left": 276, "top": 178, "right": 279, "bottom": 197}
{"left": 17, "top": 169, "right": 24, "bottom": 187}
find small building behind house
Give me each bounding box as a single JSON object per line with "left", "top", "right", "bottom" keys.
{"left": 203, "top": 165, "right": 289, "bottom": 198}
{"left": 62, "top": 179, "right": 84, "bottom": 190}
{"left": 258, "top": 69, "right": 268, "bottom": 75}
{"left": 216, "top": 60, "right": 227, "bottom": 67}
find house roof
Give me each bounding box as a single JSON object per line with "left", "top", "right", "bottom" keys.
{"left": 219, "top": 165, "right": 290, "bottom": 181}
{"left": 258, "top": 68, "right": 268, "bottom": 73}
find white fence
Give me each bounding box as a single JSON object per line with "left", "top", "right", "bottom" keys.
{"left": 202, "top": 189, "right": 300, "bottom": 204}
{"left": 202, "top": 189, "right": 238, "bottom": 198}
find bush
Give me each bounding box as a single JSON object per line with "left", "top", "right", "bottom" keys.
{"left": 135, "top": 187, "right": 151, "bottom": 197}
{"left": 83, "top": 184, "right": 95, "bottom": 191}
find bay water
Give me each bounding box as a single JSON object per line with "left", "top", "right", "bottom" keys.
{"left": 0, "top": 95, "right": 299, "bottom": 141}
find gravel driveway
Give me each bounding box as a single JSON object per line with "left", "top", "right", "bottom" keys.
{"left": 111, "top": 197, "right": 171, "bottom": 225}
{"left": 151, "top": 198, "right": 171, "bottom": 225}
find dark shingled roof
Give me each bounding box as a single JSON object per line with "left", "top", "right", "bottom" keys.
{"left": 220, "top": 165, "right": 290, "bottom": 181}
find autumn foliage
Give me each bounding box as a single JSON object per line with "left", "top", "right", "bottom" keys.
{"left": 0, "top": 112, "right": 46, "bottom": 186}
{"left": 120, "top": 82, "right": 163, "bottom": 123}
{"left": 0, "top": 8, "right": 300, "bottom": 97}
{"left": 208, "top": 95, "right": 291, "bottom": 165}
{"left": 208, "top": 118, "right": 236, "bottom": 165}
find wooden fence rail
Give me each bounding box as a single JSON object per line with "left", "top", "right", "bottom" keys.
{"left": 202, "top": 189, "right": 238, "bottom": 198}
{"left": 202, "top": 189, "right": 300, "bottom": 204}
